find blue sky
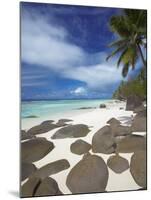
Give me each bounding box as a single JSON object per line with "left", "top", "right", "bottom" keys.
{"left": 21, "top": 2, "right": 141, "bottom": 100}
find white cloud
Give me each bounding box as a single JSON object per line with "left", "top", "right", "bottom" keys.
{"left": 63, "top": 63, "right": 122, "bottom": 90}
{"left": 21, "top": 11, "right": 85, "bottom": 70}
{"left": 70, "top": 87, "right": 87, "bottom": 96}
{"left": 21, "top": 9, "right": 123, "bottom": 91}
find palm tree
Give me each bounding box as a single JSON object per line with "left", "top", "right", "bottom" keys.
{"left": 106, "top": 9, "right": 147, "bottom": 77}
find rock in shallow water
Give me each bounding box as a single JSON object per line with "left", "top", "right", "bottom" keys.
{"left": 92, "top": 126, "right": 116, "bottom": 154}
{"left": 66, "top": 154, "right": 109, "bottom": 193}
{"left": 100, "top": 104, "right": 106, "bottom": 108}
{"left": 21, "top": 162, "right": 37, "bottom": 181}
{"left": 107, "top": 154, "right": 129, "bottom": 173}
{"left": 130, "top": 150, "right": 147, "bottom": 188}
{"left": 51, "top": 124, "right": 90, "bottom": 139}
{"left": 70, "top": 139, "right": 91, "bottom": 155}
{"left": 116, "top": 135, "right": 146, "bottom": 153}
{"left": 21, "top": 137, "right": 54, "bottom": 163}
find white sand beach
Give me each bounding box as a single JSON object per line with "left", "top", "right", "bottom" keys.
{"left": 21, "top": 101, "right": 145, "bottom": 194}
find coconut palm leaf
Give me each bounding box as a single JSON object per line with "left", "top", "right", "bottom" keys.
{"left": 107, "top": 9, "right": 147, "bottom": 77}
{"left": 122, "top": 63, "right": 130, "bottom": 77}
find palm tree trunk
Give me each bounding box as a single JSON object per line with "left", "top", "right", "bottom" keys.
{"left": 137, "top": 43, "right": 146, "bottom": 67}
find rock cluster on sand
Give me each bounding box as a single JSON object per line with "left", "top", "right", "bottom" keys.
{"left": 51, "top": 124, "right": 90, "bottom": 139}
{"left": 130, "top": 150, "right": 146, "bottom": 188}
{"left": 70, "top": 139, "right": 91, "bottom": 155}
{"left": 21, "top": 137, "right": 54, "bottom": 163}
{"left": 21, "top": 130, "right": 36, "bottom": 141}
{"left": 21, "top": 177, "right": 62, "bottom": 197}
{"left": 107, "top": 155, "right": 129, "bottom": 174}
{"left": 66, "top": 154, "right": 109, "bottom": 193}
{"left": 21, "top": 108, "right": 147, "bottom": 196}
{"left": 21, "top": 159, "right": 70, "bottom": 197}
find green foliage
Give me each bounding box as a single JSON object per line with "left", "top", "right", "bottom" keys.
{"left": 113, "top": 72, "right": 146, "bottom": 100}
{"left": 107, "top": 9, "right": 147, "bottom": 77}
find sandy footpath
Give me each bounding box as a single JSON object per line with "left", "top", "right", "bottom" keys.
{"left": 21, "top": 101, "right": 145, "bottom": 194}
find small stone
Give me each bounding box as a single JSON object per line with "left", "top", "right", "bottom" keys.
{"left": 70, "top": 139, "right": 91, "bottom": 155}
{"left": 107, "top": 155, "right": 129, "bottom": 173}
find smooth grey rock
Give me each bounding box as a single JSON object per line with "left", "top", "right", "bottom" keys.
{"left": 41, "top": 120, "right": 54, "bottom": 125}
{"left": 116, "top": 135, "right": 146, "bottom": 153}
{"left": 70, "top": 140, "right": 91, "bottom": 155}
{"left": 30, "top": 159, "right": 70, "bottom": 179}
{"left": 110, "top": 124, "right": 132, "bottom": 137}
{"left": 130, "top": 150, "right": 147, "bottom": 188}
{"left": 107, "top": 155, "right": 129, "bottom": 173}
{"left": 21, "top": 162, "right": 37, "bottom": 181}
{"left": 66, "top": 154, "right": 109, "bottom": 193}
{"left": 56, "top": 119, "right": 72, "bottom": 126}
{"left": 34, "top": 177, "right": 62, "bottom": 196}
{"left": 27, "top": 121, "right": 58, "bottom": 135}
{"left": 21, "top": 138, "right": 54, "bottom": 163}
{"left": 131, "top": 110, "right": 147, "bottom": 132}
{"left": 92, "top": 126, "right": 116, "bottom": 154}
{"left": 78, "top": 107, "right": 96, "bottom": 110}
{"left": 24, "top": 115, "right": 39, "bottom": 118}
{"left": 21, "top": 177, "right": 41, "bottom": 198}
{"left": 134, "top": 105, "right": 146, "bottom": 113}
{"left": 51, "top": 124, "right": 90, "bottom": 139}
{"left": 21, "top": 130, "right": 36, "bottom": 141}
{"left": 107, "top": 118, "right": 121, "bottom": 125}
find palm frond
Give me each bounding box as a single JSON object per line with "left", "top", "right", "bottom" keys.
{"left": 106, "top": 46, "right": 125, "bottom": 61}
{"left": 117, "top": 48, "right": 128, "bottom": 67}
{"left": 122, "top": 63, "right": 130, "bottom": 77}
{"left": 108, "top": 39, "right": 128, "bottom": 48}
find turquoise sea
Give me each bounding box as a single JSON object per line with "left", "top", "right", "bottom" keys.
{"left": 21, "top": 99, "right": 111, "bottom": 119}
